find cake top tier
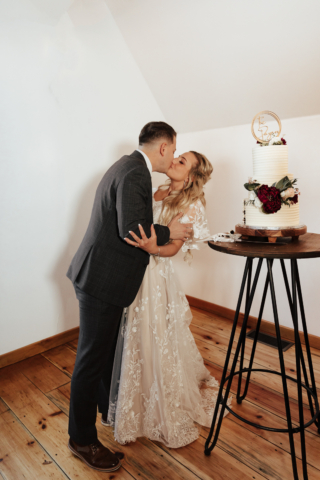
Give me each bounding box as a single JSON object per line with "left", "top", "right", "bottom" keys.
{"left": 252, "top": 145, "right": 288, "bottom": 185}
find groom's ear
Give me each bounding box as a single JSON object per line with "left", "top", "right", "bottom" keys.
{"left": 159, "top": 142, "right": 167, "bottom": 157}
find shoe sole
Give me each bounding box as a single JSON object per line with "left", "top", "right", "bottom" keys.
{"left": 68, "top": 440, "right": 122, "bottom": 472}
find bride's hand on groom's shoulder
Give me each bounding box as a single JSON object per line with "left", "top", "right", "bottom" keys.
{"left": 125, "top": 224, "right": 158, "bottom": 254}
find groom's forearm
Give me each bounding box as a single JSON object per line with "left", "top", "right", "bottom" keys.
{"left": 123, "top": 221, "right": 169, "bottom": 246}
{"left": 153, "top": 224, "right": 170, "bottom": 246}
{"left": 124, "top": 220, "right": 152, "bottom": 242}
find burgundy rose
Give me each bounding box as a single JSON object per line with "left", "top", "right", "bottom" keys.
{"left": 257, "top": 185, "right": 282, "bottom": 214}
{"left": 290, "top": 194, "right": 298, "bottom": 204}
{"left": 263, "top": 197, "right": 281, "bottom": 213}
{"left": 256, "top": 184, "right": 270, "bottom": 204}
{"left": 281, "top": 137, "right": 287, "bottom": 145}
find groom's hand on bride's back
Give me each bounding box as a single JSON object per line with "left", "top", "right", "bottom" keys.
{"left": 168, "top": 213, "right": 193, "bottom": 241}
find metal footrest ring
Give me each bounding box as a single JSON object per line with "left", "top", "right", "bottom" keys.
{"left": 221, "top": 368, "right": 319, "bottom": 433}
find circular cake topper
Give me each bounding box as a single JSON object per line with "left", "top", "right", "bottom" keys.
{"left": 251, "top": 111, "right": 282, "bottom": 144}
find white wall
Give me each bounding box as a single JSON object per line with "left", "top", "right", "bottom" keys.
{"left": 155, "top": 115, "right": 320, "bottom": 336}
{"left": 0, "top": 0, "right": 164, "bottom": 355}
{"left": 106, "top": 0, "right": 320, "bottom": 133}
{"left": 1, "top": 1, "right": 320, "bottom": 357}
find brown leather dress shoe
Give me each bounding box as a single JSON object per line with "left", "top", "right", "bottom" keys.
{"left": 100, "top": 414, "right": 125, "bottom": 460}
{"left": 68, "top": 438, "right": 121, "bottom": 472}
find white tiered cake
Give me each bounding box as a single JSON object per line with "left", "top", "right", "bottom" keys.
{"left": 243, "top": 144, "right": 300, "bottom": 228}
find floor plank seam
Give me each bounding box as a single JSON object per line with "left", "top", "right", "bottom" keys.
{"left": 66, "top": 344, "right": 77, "bottom": 353}
{"left": 0, "top": 469, "right": 8, "bottom": 480}
{"left": 214, "top": 442, "right": 270, "bottom": 480}
{"left": 154, "top": 442, "right": 205, "bottom": 480}
{"left": 20, "top": 371, "right": 71, "bottom": 397}
{"left": 47, "top": 380, "right": 72, "bottom": 394}
{"left": 64, "top": 344, "right": 78, "bottom": 355}
{"left": 40, "top": 354, "right": 73, "bottom": 379}
{"left": 0, "top": 398, "right": 71, "bottom": 480}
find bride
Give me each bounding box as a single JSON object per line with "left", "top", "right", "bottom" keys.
{"left": 104, "top": 150, "right": 230, "bottom": 448}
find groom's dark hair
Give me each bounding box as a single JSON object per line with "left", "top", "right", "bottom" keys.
{"left": 139, "top": 121, "right": 176, "bottom": 146}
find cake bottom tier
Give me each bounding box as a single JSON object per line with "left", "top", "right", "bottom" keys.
{"left": 244, "top": 201, "right": 299, "bottom": 227}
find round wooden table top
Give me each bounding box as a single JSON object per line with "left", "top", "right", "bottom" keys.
{"left": 208, "top": 233, "right": 320, "bottom": 259}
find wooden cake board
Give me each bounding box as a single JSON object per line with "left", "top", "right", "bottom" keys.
{"left": 235, "top": 224, "right": 307, "bottom": 243}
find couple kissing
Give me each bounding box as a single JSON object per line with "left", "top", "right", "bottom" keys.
{"left": 66, "top": 121, "right": 230, "bottom": 473}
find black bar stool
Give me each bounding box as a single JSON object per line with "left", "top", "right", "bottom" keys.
{"left": 205, "top": 233, "right": 320, "bottom": 480}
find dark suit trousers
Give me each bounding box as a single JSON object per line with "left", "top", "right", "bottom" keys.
{"left": 68, "top": 284, "right": 123, "bottom": 445}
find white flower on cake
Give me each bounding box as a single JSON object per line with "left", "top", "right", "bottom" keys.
{"left": 249, "top": 191, "right": 256, "bottom": 201}
{"left": 269, "top": 136, "right": 281, "bottom": 145}
{"left": 281, "top": 187, "right": 295, "bottom": 200}
{"left": 254, "top": 197, "right": 263, "bottom": 208}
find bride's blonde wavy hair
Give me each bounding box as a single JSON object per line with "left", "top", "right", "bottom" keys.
{"left": 157, "top": 151, "right": 213, "bottom": 227}
{"left": 156, "top": 151, "right": 213, "bottom": 264}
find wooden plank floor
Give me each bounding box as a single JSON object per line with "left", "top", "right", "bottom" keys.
{"left": 1, "top": 307, "right": 320, "bottom": 479}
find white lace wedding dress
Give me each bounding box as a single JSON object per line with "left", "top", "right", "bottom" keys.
{"left": 107, "top": 189, "right": 231, "bottom": 448}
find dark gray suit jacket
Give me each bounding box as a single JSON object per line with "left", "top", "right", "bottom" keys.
{"left": 66, "top": 150, "right": 170, "bottom": 307}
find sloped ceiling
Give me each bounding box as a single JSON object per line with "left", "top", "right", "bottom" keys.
{"left": 105, "top": 0, "right": 320, "bottom": 133}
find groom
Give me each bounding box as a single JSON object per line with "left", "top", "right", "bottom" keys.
{"left": 66, "top": 121, "right": 193, "bottom": 472}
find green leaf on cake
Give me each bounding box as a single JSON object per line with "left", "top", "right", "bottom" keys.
{"left": 244, "top": 182, "right": 260, "bottom": 191}
{"left": 275, "top": 176, "right": 298, "bottom": 192}
{"left": 275, "top": 176, "right": 290, "bottom": 191}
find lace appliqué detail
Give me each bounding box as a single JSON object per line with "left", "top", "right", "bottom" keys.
{"left": 180, "top": 201, "right": 211, "bottom": 254}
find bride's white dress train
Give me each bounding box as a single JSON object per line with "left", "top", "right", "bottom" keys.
{"left": 107, "top": 190, "right": 231, "bottom": 448}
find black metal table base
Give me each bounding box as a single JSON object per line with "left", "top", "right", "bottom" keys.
{"left": 204, "top": 257, "right": 320, "bottom": 480}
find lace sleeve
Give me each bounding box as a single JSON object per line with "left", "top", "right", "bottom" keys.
{"left": 179, "top": 200, "right": 210, "bottom": 262}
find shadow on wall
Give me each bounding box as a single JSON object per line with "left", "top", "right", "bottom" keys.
{"left": 51, "top": 142, "right": 136, "bottom": 332}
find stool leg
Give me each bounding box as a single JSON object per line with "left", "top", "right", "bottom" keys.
{"left": 268, "top": 259, "right": 299, "bottom": 479}
{"left": 295, "top": 260, "right": 320, "bottom": 433}
{"left": 205, "top": 257, "right": 263, "bottom": 455}
{"left": 205, "top": 258, "right": 250, "bottom": 454}
{"left": 236, "top": 258, "right": 252, "bottom": 403}
{"left": 238, "top": 259, "right": 274, "bottom": 403}
{"left": 291, "top": 260, "right": 308, "bottom": 479}
{"left": 281, "top": 259, "right": 319, "bottom": 429}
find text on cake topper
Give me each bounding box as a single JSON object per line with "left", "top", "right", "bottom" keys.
{"left": 251, "top": 111, "right": 282, "bottom": 143}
